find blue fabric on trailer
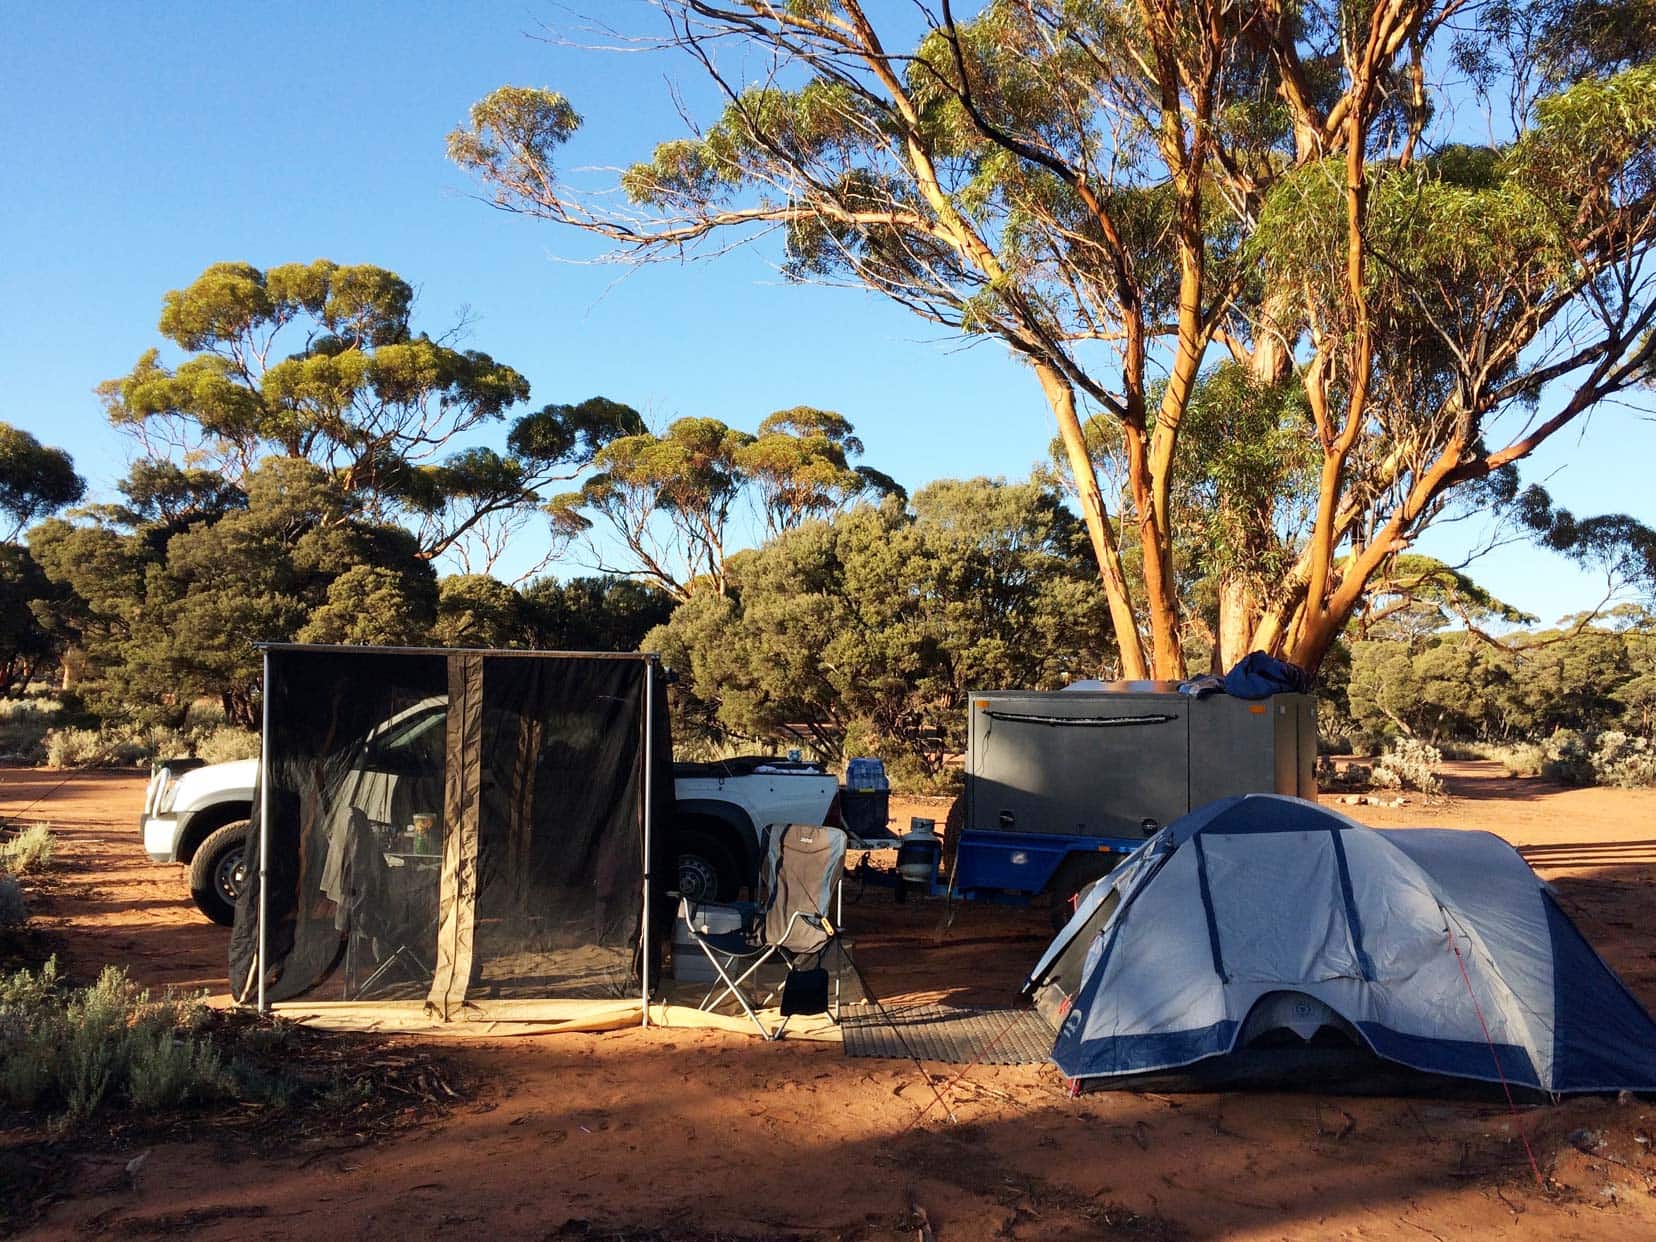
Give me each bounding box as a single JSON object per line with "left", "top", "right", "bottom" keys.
{"left": 1222, "top": 651, "right": 1312, "bottom": 699}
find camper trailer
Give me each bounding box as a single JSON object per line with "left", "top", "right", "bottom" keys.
{"left": 952, "top": 682, "right": 1317, "bottom": 909}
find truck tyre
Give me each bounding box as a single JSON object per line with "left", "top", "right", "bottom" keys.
{"left": 189, "top": 820, "right": 250, "bottom": 926}
{"left": 673, "top": 829, "right": 743, "bottom": 904}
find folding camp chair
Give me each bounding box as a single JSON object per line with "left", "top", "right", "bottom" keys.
{"left": 679, "top": 822, "right": 847, "bottom": 1040}
{"left": 341, "top": 813, "right": 438, "bottom": 999}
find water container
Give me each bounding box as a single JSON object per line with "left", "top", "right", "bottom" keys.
{"left": 845, "top": 757, "right": 888, "bottom": 791}
{"left": 841, "top": 757, "right": 891, "bottom": 839}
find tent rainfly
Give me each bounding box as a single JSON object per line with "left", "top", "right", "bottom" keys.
{"left": 1024, "top": 795, "right": 1656, "bottom": 1095}
{"left": 229, "top": 645, "right": 674, "bottom": 1029}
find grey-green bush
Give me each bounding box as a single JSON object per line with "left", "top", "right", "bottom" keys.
{"left": 1371, "top": 737, "right": 1444, "bottom": 795}
{"left": 1544, "top": 729, "right": 1656, "bottom": 788}
{"left": 194, "top": 726, "right": 261, "bottom": 764}
{"left": 0, "top": 697, "right": 60, "bottom": 764}
{"left": 1, "top": 823, "right": 55, "bottom": 874}
{"left": 0, "top": 958, "right": 225, "bottom": 1119}
{"left": 0, "top": 872, "right": 26, "bottom": 928}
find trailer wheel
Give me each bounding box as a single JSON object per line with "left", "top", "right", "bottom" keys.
{"left": 1046, "top": 853, "right": 1119, "bottom": 931}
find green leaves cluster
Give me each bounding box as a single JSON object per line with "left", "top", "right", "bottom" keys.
{"left": 552, "top": 406, "right": 900, "bottom": 598}
{"left": 98, "top": 260, "right": 638, "bottom": 565}
{"left": 1342, "top": 620, "right": 1656, "bottom": 744}
{"left": 29, "top": 458, "right": 436, "bottom": 725}
{"left": 649, "top": 475, "right": 1114, "bottom": 787}
{"left": 0, "top": 424, "right": 85, "bottom": 695}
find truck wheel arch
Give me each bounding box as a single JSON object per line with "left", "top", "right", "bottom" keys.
{"left": 177, "top": 802, "right": 255, "bottom": 864}
{"left": 670, "top": 801, "right": 759, "bottom": 895}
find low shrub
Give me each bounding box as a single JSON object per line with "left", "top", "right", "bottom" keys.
{"left": 1371, "top": 737, "right": 1444, "bottom": 794}
{"left": 0, "top": 958, "right": 226, "bottom": 1119}
{"left": 1544, "top": 729, "right": 1656, "bottom": 788}
{"left": 45, "top": 727, "right": 140, "bottom": 768}
{"left": 0, "top": 824, "right": 54, "bottom": 876}
{"left": 0, "top": 874, "right": 25, "bottom": 928}
{"left": 0, "top": 697, "right": 61, "bottom": 764}
{"left": 1314, "top": 756, "right": 1372, "bottom": 790}
{"left": 1486, "top": 741, "right": 1547, "bottom": 778}
{"left": 45, "top": 723, "right": 197, "bottom": 769}
{"left": 194, "top": 726, "right": 261, "bottom": 764}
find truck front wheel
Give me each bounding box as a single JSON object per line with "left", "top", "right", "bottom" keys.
{"left": 189, "top": 820, "right": 249, "bottom": 926}
{"left": 673, "top": 829, "right": 743, "bottom": 904}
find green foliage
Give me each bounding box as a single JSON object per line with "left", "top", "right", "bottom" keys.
{"left": 427, "top": 572, "right": 677, "bottom": 651}
{"left": 737, "top": 407, "right": 902, "bottom": 537}
{"left": 1359, "top": 554, "right": 1537, "bottom": 645}
{"left": 447, "top": 87, "right": 583, "bottom": 207}
{"left": 0, "top": 426, "right": 83, "bottom": 695}
{"left": 30, "top": 457, "right": 436, "bottom": 726}
{"left": 0, "top": 824, "right": 54, "bottom": 875}
{"left": 434, "top": 574, "right": 524, "bottom": 647}
{"left": 1512, "top": 484, "right": 1656, "bottom": 596}
{"left": 0, "top": 546, "right": 62, "bottom": 698}
{"left": 553, "top": 409, "right": 894, "bottom": 598}
{"left": 0, "top": 959, "right": 225, "bottom": 1120}
{"left": 1347, "top": 618, "right": 1656, "bottom": 744}
{"left": 518, "top": 575, "right": 677, "bottom": 651}
{"left": 453, "top": 3, "right": 1656, "bottom": 677}
{"left": 297, "top": 565, "right": 435, "bottom": 646}
{"left": 0, "top": 423, "right": 83, "bottom": 542}
{"left": 650, "top": 476, "right": 1113, "bottom": 785}
{"left": 96, "top": 261, "right": 638, "bottom": 574}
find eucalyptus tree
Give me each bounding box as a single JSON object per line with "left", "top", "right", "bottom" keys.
{"left": 648, "top": 475, "right": 1114, "bottom": 782}
{"left": 29, "top": 458, "right": 435, "bottom": 725}
{"left": 451, "top": 0, "right": 1656, "bottom": 676}
{"left": 0, "top": 423, "right": 84, "bottom": 544}
{"left": 0, "top": 424, "right": 84, "bottom": 694}
{"left": 551, "top": 407, "right": 898, "bottom": 598}
{"left": 99, "top": 260, "right": 639, "bottom": 568}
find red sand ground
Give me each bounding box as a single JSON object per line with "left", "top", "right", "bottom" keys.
{"left": 5, "top": 763, "right": 1656, "bottom": 1240}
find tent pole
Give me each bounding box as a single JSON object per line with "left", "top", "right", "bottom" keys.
{"left": 641, "top": 658, "right": 654, "bottom": 1027}
{"left": 256, "top": 648, "right": 271, "bottom": 1016}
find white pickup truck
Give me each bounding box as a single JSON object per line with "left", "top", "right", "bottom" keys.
{"left": 141, "top": 708, "right": 851, "bottom": 925}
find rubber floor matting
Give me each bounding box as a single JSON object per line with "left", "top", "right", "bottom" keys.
{"left": 840, "top": 1002, "right": 1055, "bottom": 1065}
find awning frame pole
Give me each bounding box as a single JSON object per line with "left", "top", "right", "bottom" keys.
{"left": 641, "top": 657, "right": 654, "bottom": 1027}
{"left": 256, "top": 648, "right": 271, "bottom": 1015}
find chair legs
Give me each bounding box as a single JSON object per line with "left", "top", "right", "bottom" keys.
{"left": 695, "top": 941, "right": 784, "bottom": 1039}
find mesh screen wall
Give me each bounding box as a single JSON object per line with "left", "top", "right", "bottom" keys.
{"left": 229, "top": 646, "right": 670, "bottom": 1016}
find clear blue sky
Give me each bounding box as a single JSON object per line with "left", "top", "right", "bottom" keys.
{"left": 3, "top": 1, "right": 1650, "bottom": 625}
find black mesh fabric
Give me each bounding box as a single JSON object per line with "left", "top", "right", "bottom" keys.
{"left": 230, "top": 646, "right": 670, "bottom": 1013}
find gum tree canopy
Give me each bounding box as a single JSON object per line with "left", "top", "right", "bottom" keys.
{"left": 100, "top": 260, "right": 643, "bottom": 566}
{"left": 451, "top": 0, "right": 1656, "bottom": 677}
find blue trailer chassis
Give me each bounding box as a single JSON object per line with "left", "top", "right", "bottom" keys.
{"left": 948, "top": 828, "right": 1145, "bottom": 903}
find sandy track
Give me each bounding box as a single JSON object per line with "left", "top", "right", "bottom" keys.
{"left": 6, "top": 765, "right": 1656, "bottom": 1240}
